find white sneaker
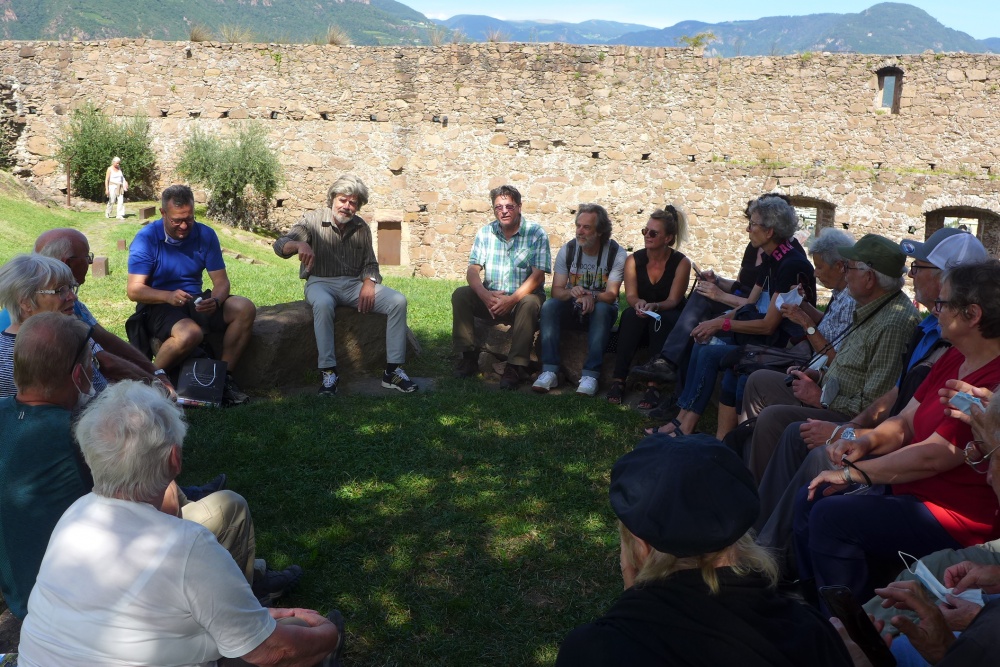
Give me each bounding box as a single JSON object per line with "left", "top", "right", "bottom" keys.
{"left": 577, "top": 376, "right": 599, "bottom": 396}
{"left": 532, "top": 371, "right": 558, "bottom": 393}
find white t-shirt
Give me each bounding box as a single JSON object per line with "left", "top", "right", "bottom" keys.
{"left": 18, "top": 494, "right": 275, "bottom": 667}
{"left": 553, "top": 241, "right": 626, "bottom": 295}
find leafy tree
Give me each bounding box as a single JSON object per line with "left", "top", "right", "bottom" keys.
{"left": 56, "top": 103, "right": 157, "bottom": 202}
{"left": 176, "top": 122, "right": 283, "bottom": 231}
{"left": 676, "top": 31, "right": 717, "bottom": 48}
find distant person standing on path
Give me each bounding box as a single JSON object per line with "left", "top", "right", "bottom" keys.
{"left": 104, "top": 157, "right": 128, "bottom": 219}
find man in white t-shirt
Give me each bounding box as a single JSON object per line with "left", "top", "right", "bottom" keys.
{"left": 533, "top": 203, "right": 625, "bottom": 396}
{"left": 18, "top": 380, "right": 342, "bottom": 667}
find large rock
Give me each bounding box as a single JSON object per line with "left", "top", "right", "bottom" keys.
{"left": 230, "top": 301, "right": 420, "bottom": 390}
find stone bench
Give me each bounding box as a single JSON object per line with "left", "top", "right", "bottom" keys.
{"left": 471, "top": 319, "right": 652, "bottom": 387}
{"left": 187, "top": 301, "right": 420, "bottom": 391}
{"left": 139, "top": 205, "right": 157, "bottom": 221}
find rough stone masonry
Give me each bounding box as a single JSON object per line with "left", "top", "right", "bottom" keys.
{"left": 1, "top": 40, "right": 999, "bottom": 280}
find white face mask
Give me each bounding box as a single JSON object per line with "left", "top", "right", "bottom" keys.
{"left": 73, "top": 365, "right": 97, "bottom": 409}
{"left": 899, "top": 551, "right": 985, "bottom": 607}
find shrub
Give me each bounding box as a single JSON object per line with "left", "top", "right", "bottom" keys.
{"left": 56, "top": 103, "right": 157, "bottom": 203}
{"left": 176, "top": 122, "right": 283, "bottom": 231}
{"left": 189, "top": 24, "right": 213, "bottom": 42}
{"left": 218, "top": 24, "right": 256, "bottom": 43}
{"left": 325, "top": 25, "right": 351, "bottom": 45}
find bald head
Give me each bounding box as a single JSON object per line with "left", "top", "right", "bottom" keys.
{"left": 14, "top": 311, "right": 90, "bottom": 401}
{"left": 35, "top": 228, "right": 90, "bottom": 285}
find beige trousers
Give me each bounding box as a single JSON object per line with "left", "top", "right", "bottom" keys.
{"left": 179, "top": 489, "right": 256, "bottom": 583}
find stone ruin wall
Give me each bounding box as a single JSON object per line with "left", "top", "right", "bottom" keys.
{"left": 1, "top": 39, "right": 1000, "bottom": 280}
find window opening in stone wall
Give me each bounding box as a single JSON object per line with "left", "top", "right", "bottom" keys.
{"left": 924, "top": 206, "right": 1000, "bottom": 258}
{"left": 875, "top": 67, "right": 903, "bottom": 114}
{"left": 377, "top": 220, "right": 402, "bottom": 266}
{"left": 788, "top": 197, "right": 836, "bottom": 238}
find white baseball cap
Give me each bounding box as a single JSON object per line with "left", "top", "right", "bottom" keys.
{"left": 900, "top": 228, "right": 989, "bottom": 270}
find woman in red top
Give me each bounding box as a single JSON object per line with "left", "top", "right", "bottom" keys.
{"left": 792, "top": 260, "right": 1000, "bottom": 606}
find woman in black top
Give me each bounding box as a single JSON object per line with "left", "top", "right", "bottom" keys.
{"left": 607, "top": 207, "right": 691, "bottom": 406}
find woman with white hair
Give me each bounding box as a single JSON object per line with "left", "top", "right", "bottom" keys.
{"left": 556, "top": 436, "right": 852, "bottom": 666}
{"left": 0, "top": 253, "right": 107, "bottom": 398}
{"left": 105, "top": 156, "right": 128, "bottom": 219}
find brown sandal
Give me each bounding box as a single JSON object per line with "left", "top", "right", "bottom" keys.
{"left": 637, "top": 386, "right": 661, "bottom": 410}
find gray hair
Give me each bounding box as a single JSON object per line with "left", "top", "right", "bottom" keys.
{"left": 326, "top": 174, "right": 370, "bottom": 209}
{"left": 808, "top": 228, "right": 855, "bottom": 266}
{"left": 112, "top": 157, "right": 121, "bottom": 164}
{"left": 14, "top": 312, "right": 91, "bottom": 398}
{"left": 576, "top": 203, "right": 612, "bottom": 245}
{"left": 855, "top": 261, "right": 906, "bottom": 291}
{"left": 488, "top": 184, "right": 522, "bottom": 207}
{"left": 161, "top": 184, "right": 195, "bottom": 212}
{"left": 75, "top": 381, "right": 188, "bottom": 503}
{"left": 748, "top": 196, "right": 798, "bottom": 241}
{"left": 0, "top": 254, "right": 75, "bottom": 325}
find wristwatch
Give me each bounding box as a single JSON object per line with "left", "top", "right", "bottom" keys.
{"left": 806, "top": 326, "right": 817, "bottom": 335}
{"left": 840, "top": 427, "right": 856, "bottom": 441}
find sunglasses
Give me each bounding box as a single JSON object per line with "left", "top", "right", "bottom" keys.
{"left": 965, "top": 439, "right": 999, "bottom": 473}
{"left": 640, "top": 228, "right": 660, "bottom": 238}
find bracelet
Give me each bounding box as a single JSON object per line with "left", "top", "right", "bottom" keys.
{"left": 721, "top": 318, "right": 732, "bottom": 332}
{"left": 843, "top": 458, "right": 873, "bottom": 487}
{"left": 826, "top": 424, "right": 845, "bottom": 446}
{"left": 842, "top": 466, "right": 854, "bottom": 485}
{"left": 154, "top": 369, "right": 167, "bottom": 377}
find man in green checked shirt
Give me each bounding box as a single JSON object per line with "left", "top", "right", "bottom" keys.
{"left": 452, "top": 184, "right": 552, "bottom": 390}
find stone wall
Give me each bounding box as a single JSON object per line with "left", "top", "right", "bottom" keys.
{"left": 2, "top": 40, "right": 999, "bottom": 279}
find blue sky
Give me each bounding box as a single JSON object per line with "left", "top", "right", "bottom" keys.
{"left": 405, "top": 1, "right": 996, "bottom": 40}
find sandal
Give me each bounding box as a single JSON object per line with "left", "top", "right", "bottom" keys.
{"left": 606, "top": 380, "right": 626, "bottom": 405}
{"left": 637, "top": 386, "right": 661, "bottom": 410}
{"left": 644, "top": 418, "right": 684, "bottom": 437}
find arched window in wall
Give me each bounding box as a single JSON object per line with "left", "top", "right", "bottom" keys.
{"left": 875, "top": 67, "right": 903, "bottom": 114}
{"left": 788, "top": 196, "right": 837, "bottom": 237}
{"left": 924, "top": 206, "right": 1000, "bottom": 257}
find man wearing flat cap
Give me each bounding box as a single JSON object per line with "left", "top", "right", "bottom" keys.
{"left": 741, "top": 233, "right": 920, "bottom": 482}
{"left": 556, "top": 435, "right": 852, "bottom": 667}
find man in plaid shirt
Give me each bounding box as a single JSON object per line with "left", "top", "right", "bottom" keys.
{"left": 452, "top": 185, "right": 552, "bottom": 389}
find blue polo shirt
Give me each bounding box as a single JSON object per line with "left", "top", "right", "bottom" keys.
{"left": 128, "top": 219, "right": 226, "bottom": 294}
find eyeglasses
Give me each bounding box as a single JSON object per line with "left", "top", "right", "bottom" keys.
{"left": 70, "top": 325, "right": 96, "bottom": 374}
{"left": 37, "top": 283, "right": 79, "bottom": 299}
{"left": 640, "top": 228, "right": 660, "bottom": 238}
{"left": 746, "top": 222, "right": 766, "bottom": 232}
{"left": 70, "top": 253, "right": 95, "bottom": 264}
{"left": 933, "top": 299, "right": 954, "bottom": 314}
{"left": 965, "top": 439, "right": 999, "bottom": 473}
{"left": 909, "top": 262, "right": 939, "bottom": 275}
{"left": 493, "top": 204, "right": 517, "bottom": 212}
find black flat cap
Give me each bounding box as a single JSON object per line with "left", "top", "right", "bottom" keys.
{"left": 610, "top": 437, "right": 760, "bottom": 557}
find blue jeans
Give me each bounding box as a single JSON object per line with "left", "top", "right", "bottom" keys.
{"left": 539, "top": 299, "right": 618, "bottom": 378}
{"left": 676, "top": 342, "right": 737, "bottom": 416}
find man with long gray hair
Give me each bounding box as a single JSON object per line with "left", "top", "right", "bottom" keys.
{"left": 18, "top": 380, "right": 343, "bottom": 666}
{"left": 274, "top": 174, "right": 417, "bottom": 395}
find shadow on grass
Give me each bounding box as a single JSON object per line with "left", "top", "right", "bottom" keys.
{"left": 181, "top": 384, "right": 648, "bottom": 666}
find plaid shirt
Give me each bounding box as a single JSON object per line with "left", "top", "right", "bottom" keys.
{"left": 469, "top": 218, "right": 551, "bottom": 294}
{"left": 817, "top": 288, "right": 856, "bottom": 352}
{"left": 824, "top": 289, "right": 920, "bottom": 416}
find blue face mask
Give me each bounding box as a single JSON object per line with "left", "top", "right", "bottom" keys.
{"left": 757, "top": 277, "right": 771, "bottom": 316}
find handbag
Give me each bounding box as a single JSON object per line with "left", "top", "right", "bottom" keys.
{"left": 730, "top": 341, "right": 812, "bottom": 377}
{"left": 175, "top": 358, "right": 228, "bottom": 408}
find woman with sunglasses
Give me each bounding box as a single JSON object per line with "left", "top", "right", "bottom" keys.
{"left": 606, "top": 207, "right": 691, "bottom": 406}
{"left": 0, "top": 254, "right": 107, "bottom": 398}
{"left": 792, "top": 260, "right": 1000, "bottom": 607}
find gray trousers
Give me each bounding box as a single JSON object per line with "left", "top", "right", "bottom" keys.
{"left": 305, "top": 276, "right": 408, "bottom": 369}
{"left": 741, "top": 369, "right": 851, "bottom": 483}
{"left": 756, "top": 429, "right": 834, "bottom": 551}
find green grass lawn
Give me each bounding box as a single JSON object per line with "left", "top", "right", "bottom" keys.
{"left": 0, "top": 181, "right": 674, "bottom": 665}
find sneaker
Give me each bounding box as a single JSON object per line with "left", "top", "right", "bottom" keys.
{"left": 222, "top": 374, "right": 250, "bottom": 406}
{"left": 577, "top": 376, "right": 599, "bottom": 396}
{"left": 454, "top": 356, "right": 480, "bottom": 378}
{"left": 319, "top": 370, "right": 338, "bottom": 396}
{"left": 382, "top": 367, "right": 418, "bottom": 393}
{"left": 252, "top": 564, "right": 304, "bottom": 607}
{"left": 532, "top": 371, "right": 559, "bottom": 393}
{"left": 629, "top": 356, "right": 677, "bottom": 384}
{"left": 318, "top": 609, "right": 347, "bottom": 667}
{"left": 499, "top": 364, "right": 524, "bottom": 390}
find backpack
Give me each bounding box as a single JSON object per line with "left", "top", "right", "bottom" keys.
{"left": 563, "top": 239, "right": 620, "bottom": 290}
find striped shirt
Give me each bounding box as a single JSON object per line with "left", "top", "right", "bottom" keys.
{"left": 469, "top": 218, "right": 551, "bottom": 294}
{"left": 823, "top": 289, "right": 920, "bottom": 416}
{"left": 273, "top": 210, "right": 381, "bottom": 282}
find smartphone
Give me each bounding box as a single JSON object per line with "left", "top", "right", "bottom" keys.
{"left": 820, "top": 585, "right": 896, "bottom": 667}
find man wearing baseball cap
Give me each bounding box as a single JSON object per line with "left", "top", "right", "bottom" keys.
{"left": 741, "top": 234, "right": 920, "bottom": 482}
{"left": 755, "top": 228, "right": 990, "bottom": 559}
{"left": 555, "top": 436, "right": 852, "bottom": 666}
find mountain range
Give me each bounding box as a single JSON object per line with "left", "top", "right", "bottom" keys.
{"left": 0, "top": 0, "right": 996, "bottom": 54}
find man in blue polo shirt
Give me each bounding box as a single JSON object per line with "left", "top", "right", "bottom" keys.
{"left": 127, "top": 184, "right": 256, "bottom": 405}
